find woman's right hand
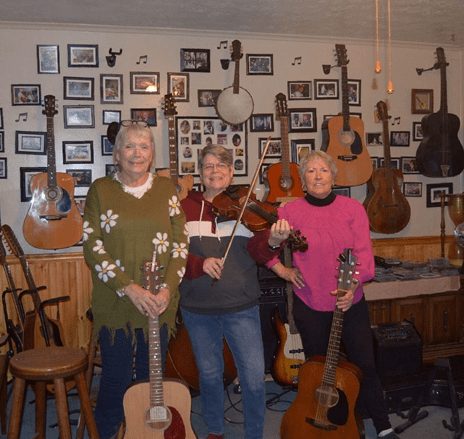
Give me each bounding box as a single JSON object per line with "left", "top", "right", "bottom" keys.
{"left": 203, "top": 257, "right": 224, "bottom": 280}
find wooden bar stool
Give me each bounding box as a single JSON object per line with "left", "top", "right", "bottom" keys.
{"left": 8, "top": 346, "right": 100, "bottom": 439}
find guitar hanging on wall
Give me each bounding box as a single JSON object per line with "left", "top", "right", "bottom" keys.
{"left": 23, "top": 95, "right": 83, "bottom": 249}
{"left": 321, "top": 44, "right": 373, "bottom": 187}
{"left": 415, "top": 47, "right": 464, "bottom": 177}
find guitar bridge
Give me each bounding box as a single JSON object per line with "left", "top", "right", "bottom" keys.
{"left": 40, "top": 214, "right": 66, "bottom": 221}
{"left": 337, "top": 155, "right": 358, "bottom": 162}
{"left": 306, "top": 417, "right": 337, "bottom": 430}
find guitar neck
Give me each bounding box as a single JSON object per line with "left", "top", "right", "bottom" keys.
{"left": 167, "top": 115, "right": 179, "bottom": 185}
{"left": 381, "top": 118, "right": 392, "bottom": 167}
{"left": 233, "top": 58, "right": 240, "bottom": 94}
{"left": 279, "top": 116, "right": 291, "bottom": 181}
{"left": 46, "top": 115, "right": 57, "bottom": 188}
{"left": 322, "top": 305, "right": 344, "bottom": 386}
{"left": 341, "top": 65, "right": 351, "bottom": 131}
{"left": 148, "top": 314, "right": 165, "bottom": 407}
{"left": 282, "top": 246, "right": 298, "bottom": 334}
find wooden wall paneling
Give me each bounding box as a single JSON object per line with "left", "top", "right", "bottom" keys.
{"left": 427, "top": 293, "right": 459, "bottom": 345}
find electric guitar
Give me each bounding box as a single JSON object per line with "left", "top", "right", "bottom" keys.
{"left": 158, "top": 93, "right": 194, "bottom": 200}
{"left": 123, "top": 251, "right": 196, "bottom": 439}
{"left": 23, "top": 95, "right": 83, "bottom": 249}
{"left": 321, "top": 44, "right": 373, "bottom": 186}
{"left": 281, "top": 249, "right": 362, "bottom": 439}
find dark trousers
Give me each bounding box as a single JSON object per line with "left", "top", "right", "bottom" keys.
{"left": 293, "top": 294, "right": 391, "bottom": 434}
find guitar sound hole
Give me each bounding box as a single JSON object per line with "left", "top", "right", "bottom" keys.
{"left": 279, "top": 176, "right": 293, "bottom": 191}
{"left": 315, "top": 384, "right": 339, "bottom": 408}
{"left": 146, "top": 405, "right": 172, "bottom": 430}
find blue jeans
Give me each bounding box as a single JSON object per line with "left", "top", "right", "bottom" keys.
{"left": 181, "top": 306, "right": 265, "bottom": 439}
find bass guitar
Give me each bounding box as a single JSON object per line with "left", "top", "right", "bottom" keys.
{"left": 364, "top": 101, "right": 411, "bottom": 234}
{"left": 416, "top": 47, "right": 464, "bottom": 177}
{"left": 158, "top": 93, "right": 194, "bottom": 200}
{"left": 281, "top": 249, "right": 361, "bottom": 439}
{"left": 215, "top": 40, "right": 254, "bottom": 125}
{"left": 265, "top": 93, "right": 304, "bottom": 203}
{"left": 321, "top": 44, "right": 373, "bottom": 186}
{"left": 123, "top": 252, "right": 195, "bottom": 438}
{"left": 23, "top": 95, "right": 83, "bottom": 249}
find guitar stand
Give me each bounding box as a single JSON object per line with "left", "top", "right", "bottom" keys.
{"left": 265, "top": 386, "right": 295, "bottom": 410}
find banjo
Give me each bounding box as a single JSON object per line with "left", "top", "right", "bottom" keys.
{"left": 215, "top": 39, "right": 254, "bottom": 125}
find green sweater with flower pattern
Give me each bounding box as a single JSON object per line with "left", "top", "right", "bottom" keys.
{"left": 83, "top": 174, "right": 188, "bottom": 339}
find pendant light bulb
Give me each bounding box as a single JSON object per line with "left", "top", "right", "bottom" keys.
{"left": 387, "top": 80, "right": 394, "bottom": 94}
{"left": 375, "top": 60, "right": 382, "bottom": 73}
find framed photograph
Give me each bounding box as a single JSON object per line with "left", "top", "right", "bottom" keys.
{"left": 180, "top": 49, "right": 210, "bottom": 73}
{"left": 413, "top": 122, "right": 423, "bottom": 141}
{"left": 102, "top": 110, "right": 121, "bottom": 125}
{"left": 198, "top": 89, "right": 221, "bottom": 107}
{"left": 105, "top": 164, "right": 117, "bottom": 177}
{"left": 426, "top": 183, "right": 453, "bottom": 207}
{"left": 67, "top": 44, "right": 99, "bottom": 67}
{"left": 291, "top": 139, "right": 316, "bottom": 163}
{"left": 37, "top": 44, "right": 60, "bottom": 74}
{"left": 11, "top": 84, "right": 41, "bottom": 106}
{"left": 333, "top": 187, "right": 351, "bottom": 197}
{"left": 411, "top": 89, "right": 433, "bottom": 114}
{"left": 246, "top": 54, "right": 273, "bottom": 75}
{"left": 403, "top": 182, "right": 423, "bottom": 198}
{"left": 288, "top": 108, "right": 317, "bottom": 133}
{"left": 63, "top": 76, "right": 94, "bottom": 100}
{"left": 250, "top": 114, "right": 274, "bottom": 132}
{"left": 66, "top": 169, "right": 92, "bottom": 187}
{"left": 101, "top": 135, "right": 114, "bottom": 156}
{"left": 20, "top": 167, "right": 47, "bottom": 201}
{"left": 366, "top": 132, "right": 383, "bottom": 146}
{"left": 287, "top": 81, "right": 312, "bottom": 100}
{"left": 100, "top": 74, "right": 123, "bottom": 104}
{"left": 63, "top": 105, "right": 95, "bottom": 128}
{"left": 0, "top": 108, "right": 3, "bottom": 129}
{"left": 401, "top": 156, "right": 419, "bottom": 174}
{"left": 130, "top": 108, "right": 157, "bottom": 127}
{"left": 259, "top": 137, "right": 281, "bottom": 158}
{"left": 390, "top": 131, "right": 410, "bottom": 147}
{"left": 15, "top": 131, "right": 47, "bottom": 155}
{"left": 370, "top": 156, "right": 379, "bottom": 170}
{"left": 314, "top": 79, "right": 339, "bottom": 100}
{"left": 130, "top": 72, "right": 160, "bottom": 94}
{"left": 347, "top": 79, "right": 361, "bottom": 106}
{"left": 379, "top": 157, "right": 400, "bottom": 169}
{"left": 0, "top": 158, "right": 6, "bottom": 179}
{"left": 0, "top": 131, "right": 3, "bottom": 153}
{"left": 259, "top": 161, "right": 275, "bottom": 185}
{"left": 62, "top": 141, "right": 94, "bottom": 164}
{"left": 167, "top": 73, "right": 189, "bottom": 102}
{"left": 74, "top": 196, "right": 87, "bottom": 216}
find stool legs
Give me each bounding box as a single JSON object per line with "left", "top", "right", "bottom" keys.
{"left": 74, "top": 371, "right": 99, "bottom": 439}
{"left": 54, "top": 378, "right": 72, "bottom": 439}
{"left": 7, "top": 377, "right": 26, "bottom": 439}
{"left": 34, "top": 381, "right": 47, "bottom": 439}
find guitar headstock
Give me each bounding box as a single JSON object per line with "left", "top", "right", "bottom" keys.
{"left": 336, "top": 248, "right": 357, "bottom": 291}
{"left": 335, "top": 44, "right": 349, "bottom": 67}
{"left": 163, "top": 93, "right": 178, "bottom": 117}
{"left": 141, "top": 250, "right": 163, "bottom": 294}
{"left": 230, "top": 40, "right": 243, "bottom": 62}
{"left": 376, "top": 100, "right": 389, "bottom": 122}
{"left": 1, "top": 225, "right": 25, "bottom": 259}
{"left": 42, "top": 94, "right": 58, "bottom": 118}
{"left": 436, "top": 47, "right": 447, "bottom": 68}
{"left": 275, "top": 93, "right": 288, "bottom": 118}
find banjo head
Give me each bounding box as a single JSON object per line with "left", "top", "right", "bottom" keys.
{"left": 215, "top": 86, "right": 254, "bottom": 125}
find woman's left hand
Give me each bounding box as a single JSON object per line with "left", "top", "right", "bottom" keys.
{"left": 330, "top": 279, "right": 359, "bottom": 312}
{"left": 268, "top": 219, "right": 291, "bottom": 247}
{"left": 153, "top": 286, "right": 171, "bottom": 316}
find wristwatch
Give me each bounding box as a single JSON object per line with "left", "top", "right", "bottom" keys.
{"left": 268, "top": 243, "right": 280, "bottom": 251}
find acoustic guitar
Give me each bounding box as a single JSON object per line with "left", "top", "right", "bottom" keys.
{"left": 123, "top": 254, "right": 195, "bottom": 439}
{"left": 215, "top": 40, "right": 254, "bottom": 125}
{"left": 364, "top": 101, "right": 411, "bottom": 234}
{"left": 158, "top": 93, "right": 194, "bottom": 200}
{"left": 416, "top": 47, "right": 464, "bottom": 177}
{"left": 23, "top": 95, "right": 83, "bottom": 249}
{"left": 280, "top": 248, "right": 361, "bottom": 439}
{"left": 321, "top": 45, "right": 373, "bottom": 186}
{"left": 265, "top": 93, "right": 304, "bottom": 203}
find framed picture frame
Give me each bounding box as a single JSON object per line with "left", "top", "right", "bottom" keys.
{"left": 291, "top": 139, "right": 316, "bottom": 163}
{"left": 426, "top": 183, "right": 453, "bottom": 207}
{"left": 37, "top": 44, "right": 60, "bottom": 74}
{"left": 259, "top": 161, "right": 275, "bottom": 185}
{"left": 288, "top": 108, "right": 317, "bottom": 133}
{"left": 167, "top": 73, "right": 189, "bottom": 102}
{"left": 411, "top": 89, "right": 433, "bottom": 114}
{"left": 314, "top": 79, "right": 339, "bottom": 100}
{"left": 198, "top": 89, "right": 221, "bottom": 107}
{"left": 246, "top": 54, "right": 273, "bottom": 75}
{"left": 62, "top": 141, "right": 94, "bottom": 164}
{"left": 67, "top": 44, "right": 99, "bottom": 67}
{"left": 333, "top": 187, "right": 351, "bottom": 197}
{"left": 413, "top": 122, "right": 424, "bottom": 141}
{"left": 390, "top": 131, "right": 410, "bottom": 147}
{"left": 366, "top": 132, "right": 383, "bottom": 146}
{"left": 15, "top": 131, "right": 47, "bottom": 155}
{"left": 259, "top": 137, "right": 281, "bottom": 158}
{"left": 347, "top": 79, "right": 361, "bottom": 106}
{"left": 63, "top": 76, "right": 94, "bottom": 100}
{"left": 130, "top": 108, "right": 157, "bottom": 127}
{"left": 0, "top": 158, "right": 7, "bottom": 179}
{"left": 401, "top": 156, "right": 420, "bottom": 174}
{"left": 287, "top": 81, "right": 312, "bottom": 100}
{"left": 0, "top": 108, "right": 3, "bottom": 129}
{"left": 130, "top": 72, "right": 160, "bottom": 94}
{"left": 63, "top": 105, "right": 95, "bottom": 128}
{"left": 100, "top": 74, "right": 123, "bottom": 104}
{"left": 0, "top": 131, "right": 3, "bottom": 153}
{"left": 105, "top": 164, "right": 117, "bottom": 177}
{"left": 20, "top": 167, "right": 47, "bottom": 201}
{"left": 180, "top": 49, "right": 210, "bottom": 73}
{"left": 250, "top": 114, "right": 274, "bottom": 132}
{"left": 102, "top": 110, "right": 121, "bottom": 125}
{"left": 403, "top": 182, "right": 423, "bottom": 198}
{"left": 370, "top": 156, "right": 379, "bottom": 170}
{"left": 66, "top": 169, "right": 93, "bottom": 187}
{"left": 379, "top": 157, "right": 400, "bottom": 169}
{"left": 11, "top": 84, "right": 41, "bottom": 106}
{"left": 101, "top": 135, "right": 114, "bottom": 156}
{"left": 74, "top": 196, "right": 87, "bottom": 216}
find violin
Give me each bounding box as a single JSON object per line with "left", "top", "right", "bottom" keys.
{"left": 212, "top": 185, "right": 308, "bottom": 252}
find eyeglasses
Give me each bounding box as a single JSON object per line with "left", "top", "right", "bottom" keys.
{"left": 120, "top": 119, "right": 148, "bottom": 127}
{"left": 202, "top": 163, "right": 229, "bottom": 172}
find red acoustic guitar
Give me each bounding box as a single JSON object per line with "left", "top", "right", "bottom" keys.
{"left": 280, "top": 249, "right": 361, "bottom": 439}
{"left": 23, "top": 95, "right": 83, "bottom": 249}
{"left": 321, "top": 45, "right": 373, "bottom": 187}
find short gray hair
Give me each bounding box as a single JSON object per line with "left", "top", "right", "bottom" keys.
{"left": 112, "top": 124, "right": 155, "bottom": 169}
{"left": 298, "top": 150, "right": 338, "bottom": 183}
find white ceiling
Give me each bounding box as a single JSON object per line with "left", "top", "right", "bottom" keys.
{"left": 1, "top": 0, "right": 464, "bottom": 47}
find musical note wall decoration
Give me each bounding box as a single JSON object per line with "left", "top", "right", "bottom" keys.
{"left": 136, "top": 55, "right": 148, "bottom": 64}
{"left": 15, "top": 112, "right": 28, "bottom": 122}
{"left": 292, "top": 56, "right": 302, "bottom": 65}
{"left": 391, "top": 116, "right": 401, "bottom": 126}
{"left": 217, "top": 40, "right": 228, "bottom": 49}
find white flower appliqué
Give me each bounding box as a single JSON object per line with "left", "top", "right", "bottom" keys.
{"left": 115, "top": 259, "right": 125, "bottom": 272}
{"left": 152, "top": 232, "right": 169, "bottom": 254}
{"left": 169, "top": 195, "right": 181, "bottom": 217}
{"left": 172, "top": 242, "right": 188, "bottom": 259}
{"left": 95, "top": 260, "right": 117, "bottom": 283}
{"left": 83, "top": 221, "right": 94, "bottom": 242}
{"left": 177, "top": 266, "right": 186, "bottom": 279}
{"left": 92, "top": 240, "right": 106, "bottom": 254}
{"left": 100, "top": 210, "right": 119, "bottom": 233}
